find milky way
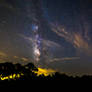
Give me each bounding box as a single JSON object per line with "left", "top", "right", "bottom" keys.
{"left": 0, "top": 0, "right": 92, "bottom": 76}
{"left": 32, "top": 24, "right": 41, "bottom": 62}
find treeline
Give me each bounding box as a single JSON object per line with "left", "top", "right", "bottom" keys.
{"left": 0, "top": 62, "right": 92, "bottom": 81}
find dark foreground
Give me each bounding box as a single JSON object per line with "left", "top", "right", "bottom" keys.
{"left": 0, "top": 62, "right": 92, "bottom": 88}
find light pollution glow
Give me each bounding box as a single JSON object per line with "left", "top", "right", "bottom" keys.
{"left": 0, "top": 68, "right": 56, "bottom": 81}
{"left": 0, "top": 73, "right": 24, "bottom": 81}
{"left": 32, "top": 68, "right": 56, "bottom": 76}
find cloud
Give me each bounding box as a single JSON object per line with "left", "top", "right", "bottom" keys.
{"left": 73, "top": 33, "right": 92, "bottom": 55}
{"left": 0, "top": 52, "right": 8, "bottom": 63}
{"left": 50, "top": 57, "right": 80, "bottom": 62}
{"left": 50, "top": 22, "right": 92, "bottom": 56}
{"left": 19, "top": 34, "right": 61, "bottom": 48}
{"left": 13, "top": 55, "right": 31, "bottom": 65}
{"left": 43, "top": 39, "right": 61, "bottom": 48}
{"left": 0, "top": 52, "right": 7, "bottom": 57}
{"left": 21, "top": 57, "right": 29, "bottom": 62}
{"left": 0, "top": 52, "right": 31, "bottom": 65}
{"left": 50, "top": 22, "right": 72, "bottom": 43}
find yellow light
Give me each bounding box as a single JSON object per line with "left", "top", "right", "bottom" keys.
{"left": 32, "top": 68, "right": 56, "bottom": 77}
{"left": 0, "top": 73, "right": 24, "bottom": 81}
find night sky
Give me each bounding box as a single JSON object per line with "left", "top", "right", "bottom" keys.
{"left": 0, "top": 0, "right": 92, "bottom": 76}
